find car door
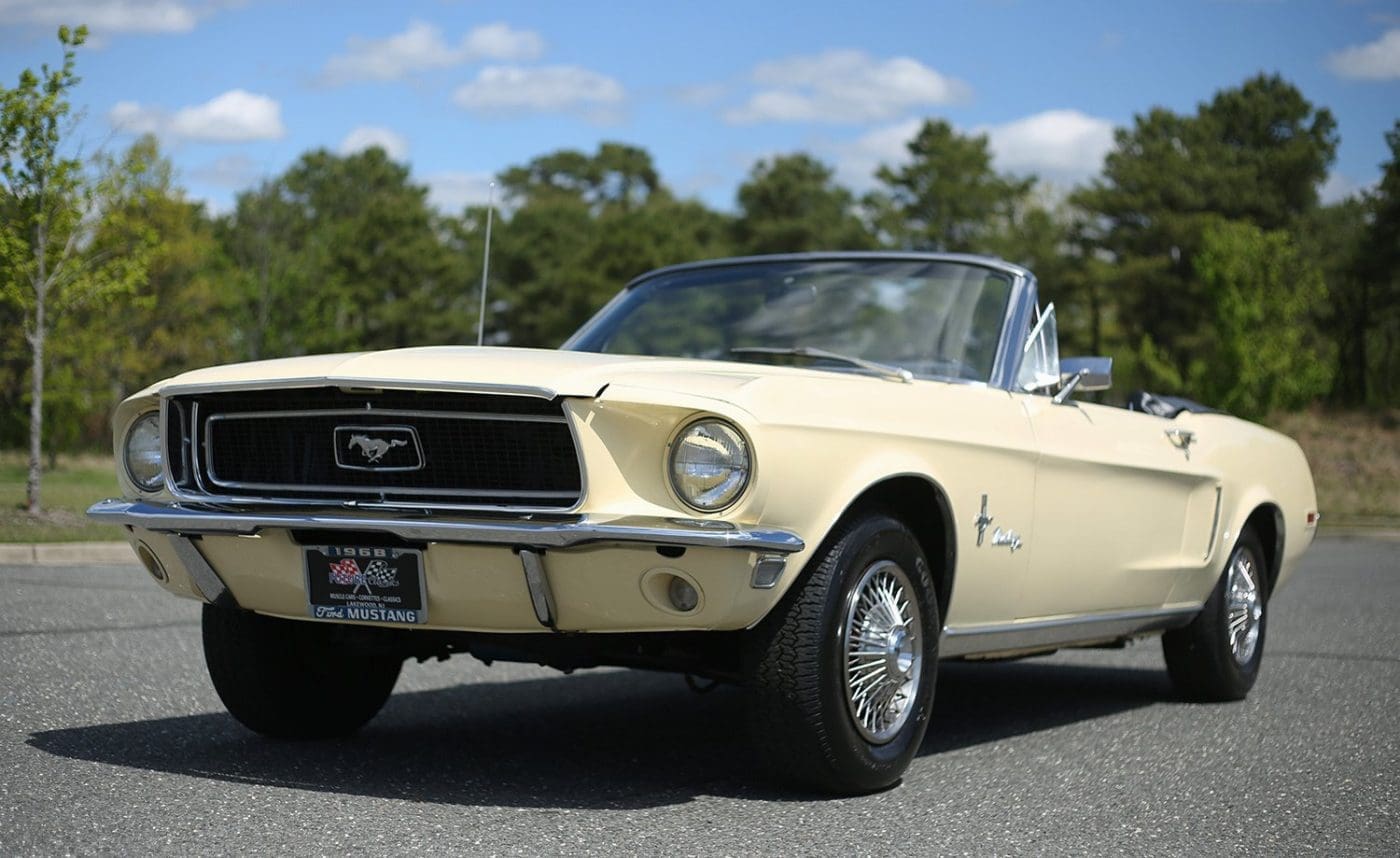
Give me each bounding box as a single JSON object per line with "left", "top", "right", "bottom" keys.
{"left": 1018, "top": 396, "right": 1220, "bottom": 619}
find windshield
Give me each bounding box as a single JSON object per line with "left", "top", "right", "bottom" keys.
{"left": 566, "top": 259, "right": 1015, "bottom": 382}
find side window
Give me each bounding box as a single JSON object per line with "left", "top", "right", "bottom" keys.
{"left": 1016, "top": 303, "right": 1061, "bottom": 392}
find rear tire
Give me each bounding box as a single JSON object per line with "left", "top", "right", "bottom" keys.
{"left": 202, "top": 605, "right": 403, "bottom": 738}
{"left": 744, "top": 513, "right": 939, "bottom": 794}
{"left": 1162, "top": 529, "right": 1268, "bottom": 702}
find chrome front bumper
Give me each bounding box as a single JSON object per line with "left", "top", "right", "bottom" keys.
{"left": 91, "top": 499, "right": 805, "bottom": 631}
{"left": 87, "top": 499, "right": 805, "bottom": 554}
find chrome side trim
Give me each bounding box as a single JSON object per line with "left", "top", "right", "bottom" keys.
{"left": 89, "top": 499, "right": 806, "bottom": 554}
{"left": 1205, "top": 485, "right": 1223, "bottom": 562}
{"left": 940, "top": 605, "right": 1201, "bottom": 658}
{"left": 168, "top": 536, "right": 239, "bottom": 609}
{"left": 519, "top": 549, "right": 557, "bottom": 629}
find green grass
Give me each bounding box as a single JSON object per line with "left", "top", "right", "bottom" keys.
{"left": 2, "top": 407, "right": 1396, "bottom": 543}
{"left": 0, "top": 452, "right": 124, "bottom": 543}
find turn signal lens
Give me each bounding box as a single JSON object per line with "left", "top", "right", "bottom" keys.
{"left": 668, "top": 576, "right": 699, "bottom": 612}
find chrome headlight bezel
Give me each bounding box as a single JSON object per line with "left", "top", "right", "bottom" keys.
{"left": 123, "top": 412, "right": 164, "bottom": 492}
{"left": 666, "top": 417, "right": 753, "bottom": 513}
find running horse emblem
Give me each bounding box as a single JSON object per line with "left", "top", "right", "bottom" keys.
{"left": 347, "top": 433, "right": 407, "bottom": 463}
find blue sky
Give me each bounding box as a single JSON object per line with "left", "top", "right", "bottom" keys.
{"left": 2, "top": 0, "right": 1397, "bottom": 215}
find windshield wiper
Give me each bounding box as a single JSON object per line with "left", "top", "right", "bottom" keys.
{"left": 729, "top": 346, "right": 913, "bottom": 384}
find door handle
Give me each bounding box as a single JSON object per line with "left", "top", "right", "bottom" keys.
{"left": 1165, "top": 428, "right": 1196, "bottom": 459}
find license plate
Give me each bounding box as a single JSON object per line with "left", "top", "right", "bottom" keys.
{"left": 304, "top": 545, "right": 427, "bottom": 625}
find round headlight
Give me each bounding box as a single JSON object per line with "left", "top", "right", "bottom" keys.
{"left": 668, "top": 419, "right": 751, "bottom": 512}
{"left": 123, "top": 413, "right": 164, "bottom": 492}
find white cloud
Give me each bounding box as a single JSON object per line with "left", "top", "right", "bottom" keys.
{"left": 830, "top": 110, "right": 1116, "bottom": 191}
{"left": 980, "top": 109, "right": 1116, "bottom": 180}
{"left": 1327, "top": 28, "right": 1400, "bottom": 80}
{"left": 320, "top": 19, "right": 544, "bottom": 84}
{"left": 831, "top": 117, "right": 923, "bottom": 190}
{"left": 108, "top": 89, "right": 284, "bottom": 143}
{"left": 452, "top": 65, "right": 625, "bottom": 120}
{"left": 0, "top": 0, "right": 198, "bottom": 34}
{"left": 423, "top": 171, "right": 496, "bottom": 213}
{"left": 725, "top": 50, "right": 969, "bottom": 124}
{"left": 463, "top": 21, "right": 544, "bottom": 62}
{"left": 107, "top": 99, "right": 165, "bottom": 135}
{"left": 339, "top": 125, "right": 409, "bottom": 161}
{"left": 170, "top": 90, "right": 283, "bottom": 141}
{"left": 1320, "top": 172, "right": 1368, "bottom": 204}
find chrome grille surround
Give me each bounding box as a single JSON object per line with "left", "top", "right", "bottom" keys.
{"left": 162, "top": 387, "right": 585, "bottom": 512}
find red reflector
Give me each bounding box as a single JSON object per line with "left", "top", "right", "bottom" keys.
{"left": 1306, "top": 511, "right": 1319, "bottom": 526}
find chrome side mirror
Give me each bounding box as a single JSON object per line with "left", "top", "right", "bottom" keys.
{"left": 1054, "top": 356, "right": 1112, "bottom": 403}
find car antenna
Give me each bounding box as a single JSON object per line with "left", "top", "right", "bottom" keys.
{"left": 476, "top": 181, "right": 496, "bottom": 347}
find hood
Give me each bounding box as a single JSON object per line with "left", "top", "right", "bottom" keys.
{"left": 154, "top": 346, "right": 779, "bottom": 401}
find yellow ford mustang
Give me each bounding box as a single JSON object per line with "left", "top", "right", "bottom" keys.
{"left": 90, "top": 253, "right": 1318, "bottom": 794}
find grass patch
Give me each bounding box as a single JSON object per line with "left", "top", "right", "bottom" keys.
{"left": 1272, "top": 408, "right": 1400, "bottom": 528}
{"left": 0, "top": 451, "right": 124, "bottom": 543}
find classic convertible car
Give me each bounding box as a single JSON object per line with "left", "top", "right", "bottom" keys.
{"left": 90, "top": 253, "right": 1318, "bottom": 793}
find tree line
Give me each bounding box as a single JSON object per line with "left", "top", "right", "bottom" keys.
{"left": 3, "top": 29, "right": 1399, "bottom": 510}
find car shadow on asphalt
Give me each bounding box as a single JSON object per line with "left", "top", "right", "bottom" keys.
{"left": 27, "top": 659, "right": 1173, "bottom": 808}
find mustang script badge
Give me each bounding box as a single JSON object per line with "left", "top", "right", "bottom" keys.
{"left": 332, "top": 425, "right": 424, "bottom": 471}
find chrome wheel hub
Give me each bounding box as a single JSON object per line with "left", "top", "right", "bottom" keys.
{"left": 1225, "top": 549, "right": 1263, "bottom": 666}
{"left": 841, "top": 560, "right": 922, "bottom": 744}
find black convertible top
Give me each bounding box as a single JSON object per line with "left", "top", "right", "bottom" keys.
{"left": 1125, "top": 390, "right": 1223, "bottom": 419}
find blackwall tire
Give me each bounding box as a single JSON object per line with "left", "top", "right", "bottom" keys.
{"left": 202, "top": 605, "right": 402, "bottom": 738}
{"left": 744, "top": 513, "right": 939, "bottom": 794}
{"left": 1162, "top": 529, "right": 1269, "bottom": 702}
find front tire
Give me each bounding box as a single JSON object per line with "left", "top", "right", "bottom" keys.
{"left": 1162, "top": 529, "right": 1269, "bottom": 701}
{"left": 744, "top": 513, "right": 939, "bottom": 794}
{"left": 202, "top": 605, "right": 403, "bottom": 738}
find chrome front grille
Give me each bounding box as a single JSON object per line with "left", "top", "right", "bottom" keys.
{"left": 164, "top": 388, "right": 583, "bottom": 509}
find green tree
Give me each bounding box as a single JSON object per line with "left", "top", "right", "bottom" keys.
{"left": 1351, "top": 120, "right": 1400, "bottom": 405}
{"left": 219, "top": 178, "right": 312, "bottom": 360}
{"left": 500, "top": 142, "right": 661, "bottom": 213}
{"left": 0, "top": 26, "right": 151, "bottom": 511}
{"left": 47, "top": 135, "right": 231, "bottom": 451}
{"left": 867, "top": 119, "right": 1034, "bottom": 252}
{"left": 1185, "top": 219, "right": 1332, "bottom": 419}
{"left": 1073, "top": 74, "right": 1338, "bottom": 392}
{"left": 1301, "top": 197, "right": 1370, "bottom": 404}
{"left": 733, "top": 153, "right": 874, "bottom": 253}
{"left": 487, "top": 144, "right": 734, "bottom": 347}
{"left": 218, "top": 147, "right": 460, "bottom": 357}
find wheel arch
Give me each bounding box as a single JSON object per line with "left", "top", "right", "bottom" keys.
{"left": 825, "top": 473, "right": 957, "bottom": 620}
{"left": 1242, "top": 502, "right": 1285, "bottom": 597}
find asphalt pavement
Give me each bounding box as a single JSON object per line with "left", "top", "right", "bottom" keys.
{"left": 0, "top": 537, "right": 1396, "bottom": 856}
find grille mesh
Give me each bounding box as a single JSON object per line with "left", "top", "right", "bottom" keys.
{"left": 173, "top": 388, "right": 581, "bottom": 507}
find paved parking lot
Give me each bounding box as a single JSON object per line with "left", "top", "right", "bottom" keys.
{"left": 1, "top": 537, "right": 1396, "bottom": 855}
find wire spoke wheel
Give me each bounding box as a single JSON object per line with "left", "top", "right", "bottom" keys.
{"left": 1225, "top": 549, "right": 1263, "bottom": 665}
{"left": 841, "top": 559, "right": 922, "bottom": 744}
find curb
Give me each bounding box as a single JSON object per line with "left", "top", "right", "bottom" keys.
{"left": 0, "top": 542, "right": 137, "bottom": 566}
